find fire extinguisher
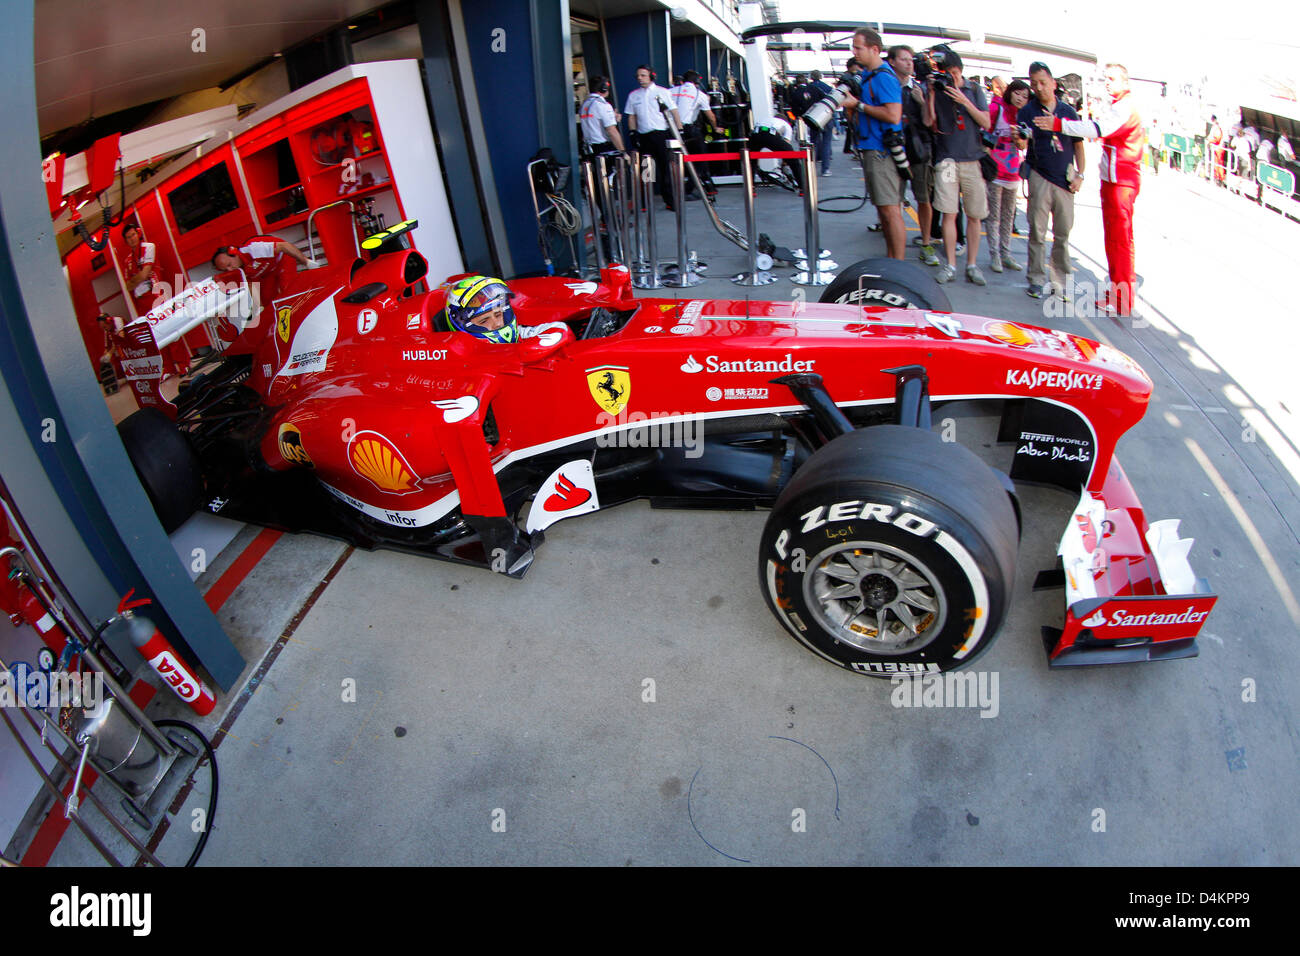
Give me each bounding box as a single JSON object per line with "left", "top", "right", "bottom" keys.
{"left": 109, "top": 589, "right": 216, "bottom": 717}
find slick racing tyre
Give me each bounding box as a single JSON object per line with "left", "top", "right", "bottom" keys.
{"left": 819, "top": 257, "right": 952, "bottom": 312}
{"left": 758, "top": 425, "right": 1017, "bottom": 676}
{"left": 117, "top": 408, "right": 204, "bottom": 534}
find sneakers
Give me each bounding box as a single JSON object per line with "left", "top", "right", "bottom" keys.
{"left": 918, "top": 244, "right": 941, "bottom": 266}
{"left": 1026, "top": 283, "right": 1045, "bottom": 299}
{"left": 1002, "top": 256, "right": 1023, "bottom": 271}
{"left": 989, "top": 256, "right": 1004, "bottom": 273}
{"left": 954, "top": 242, "right": 966, "bottom": 256}
{"left": 868, "top": 222, "right": 883, "bottom": 232}
{"left": 821, "top": 169, "right": 832, "bottom": 177}
{"left": 936, "top": 263, "right": 956, "bottom": 283}
{"left": 912, "top": 235, "right": 928, "bottom": 246}
{"left": 965, "top": 264, "right": 986, "bottom": 286}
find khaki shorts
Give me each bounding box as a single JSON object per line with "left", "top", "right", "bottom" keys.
{"left": 909, "top": 161, "right": 933, "bottom": 206}
{"left": 864, "top": 150, "right": 903, "bottom": 207}
{"left": 933, "top": 158, "right": 989, "bottom": 220}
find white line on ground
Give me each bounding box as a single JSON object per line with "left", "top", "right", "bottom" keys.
{"left": 1185, "top": 436, "right": 1300, "bottom": 627}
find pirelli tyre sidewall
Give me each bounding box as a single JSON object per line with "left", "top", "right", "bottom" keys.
{"left": 819, "top": 257, "right": 952, "bottom": 312}
{"left": 759, "top": 426, "right": 1017, "bottom": 676}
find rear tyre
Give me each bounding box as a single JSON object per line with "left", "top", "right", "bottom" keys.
{"left": 758, "top": 426, "right": 1017, "bottom": 676}
{"left": 117, "top": 408, "right": 204, "bottom": 534}
{"left": 819, "top": 257, "right": 952, "bottom": 312}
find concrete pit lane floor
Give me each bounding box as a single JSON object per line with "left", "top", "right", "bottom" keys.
{"left": 44, "top": 139, "right": 1300, "bottom": 866}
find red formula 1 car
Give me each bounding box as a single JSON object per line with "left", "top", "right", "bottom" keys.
{"left": 115, "top": 222, "right": 1216, "bottom": 676}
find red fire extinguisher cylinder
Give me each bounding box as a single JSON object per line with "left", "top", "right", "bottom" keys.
{"left": 116, "top": 591, "right": 216, "bottom": 717}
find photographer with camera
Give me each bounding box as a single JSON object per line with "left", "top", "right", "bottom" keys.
{"left": 924, "top": 48, "right": 991, "bottom": 284}
{"left": 1018, "top": 61, "right": 1085, "bottom": 300}
{"left": 842, "top": 59, "right": 863, "bottom": 153}
{"left": 890, "top": 45, "right": 940, "bottom": 267}
{"left": 838, "top": 27, "right": 906, "bottom": 260}
{"left": 806, "top": 71, "right": 836, "bottom": 176}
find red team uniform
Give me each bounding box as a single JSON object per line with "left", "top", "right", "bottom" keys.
{"left": 1050, "top": 92, "right": 1145, "bottom": 315}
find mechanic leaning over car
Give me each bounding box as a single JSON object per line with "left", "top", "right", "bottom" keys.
{"left": 211, "top": 236, "right": 319, "bottom": 282}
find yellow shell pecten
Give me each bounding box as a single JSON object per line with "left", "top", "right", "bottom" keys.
{"left": 351, "top": 436, "right": 415, "bottom": 493}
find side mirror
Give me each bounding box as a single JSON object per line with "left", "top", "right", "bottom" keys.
{"left": 519, "top": 322, "right": 574, "bottom": 360}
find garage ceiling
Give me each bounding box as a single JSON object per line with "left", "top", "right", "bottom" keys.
{"left": 34, "top": 0, "right": 389, "bottom": 137}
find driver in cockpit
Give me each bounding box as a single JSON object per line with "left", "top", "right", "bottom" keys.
{"left": 443, "top": 276, "right": 520, "bottom": 343}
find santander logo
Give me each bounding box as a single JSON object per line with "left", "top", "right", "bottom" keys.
{"left": 680, "top": 355, "right": 703, "bottom": 373}
{"left": 543, "top": 472, "right": 592, "bottom": 512}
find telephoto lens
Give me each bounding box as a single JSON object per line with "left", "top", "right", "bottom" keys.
{"left": 881, "top": 128, "right": 911, "bottom": 180}
{"left": 803, "top": 79, "right": 856, "bottom": 133}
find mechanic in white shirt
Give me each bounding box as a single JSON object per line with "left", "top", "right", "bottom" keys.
{"left": 624, "top": 65, "right": 681, "bottom": 210}
{"left": 580, "top": 77, "right": 624, "bottom": 155}
{"left": 211, "top": 236, "right": 317, "bottom": 284}
{"left": 669, "top": 70, "right": 718, "bottom": 197}
{"left": 121, "top": 222, "right": 158, "bottom": 308}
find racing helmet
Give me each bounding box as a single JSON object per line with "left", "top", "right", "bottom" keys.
{"left": 445, "top": 276, "right": 518, "bottom": 343}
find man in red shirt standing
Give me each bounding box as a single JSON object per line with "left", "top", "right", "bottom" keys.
{"left": 1036, "top": 62, "right": 1144, "bottom": 316}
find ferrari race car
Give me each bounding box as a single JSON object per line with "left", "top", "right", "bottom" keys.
{"left": 114, "top": 223, "right": 1216, "bottom": 676}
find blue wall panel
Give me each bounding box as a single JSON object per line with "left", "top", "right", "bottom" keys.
{"left": 603, "top": 12, "right": 671, "bottom": 113}
{"left": 461, "top": 1, "right": 544, "bottom": 275}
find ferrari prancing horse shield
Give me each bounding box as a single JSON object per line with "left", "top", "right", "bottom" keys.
{"left": 586, "top": 365, "right": 630, "bottom": 415}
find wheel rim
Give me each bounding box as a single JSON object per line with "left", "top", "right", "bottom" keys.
{"left": 803, "top": 540, "right": 947, "bottom": 654}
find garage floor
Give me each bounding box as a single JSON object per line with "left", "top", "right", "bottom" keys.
{"left": 36, "top": 140, "right": 1300, "bottom": 865}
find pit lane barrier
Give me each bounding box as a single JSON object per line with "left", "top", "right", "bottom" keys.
{"left": 1258, "top": 162, "right": 1300, "bottom": 218}
{"left": 581, "top": 141, "right": 836, "bottom": 286}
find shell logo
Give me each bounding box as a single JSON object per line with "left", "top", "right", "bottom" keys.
{"left": 983, "top": 320, "right": 1035, "bottom": 348}
{"left": 348, "top": 430, "right": 422, "bottom": 495}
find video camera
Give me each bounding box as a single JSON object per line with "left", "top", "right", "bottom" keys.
{"left": 914, "top": 45, "right": 957, "bottom": 91}
{"left": 802, "top": 60, "right": 863, "bottom": 133}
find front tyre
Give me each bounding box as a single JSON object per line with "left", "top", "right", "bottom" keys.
{"left": 758, "top": 426, "right": 1017, "bottom": 676}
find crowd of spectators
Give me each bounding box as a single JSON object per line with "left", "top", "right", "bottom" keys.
{"left": 776, "top": 35, "right": 1160, "bottom": 314}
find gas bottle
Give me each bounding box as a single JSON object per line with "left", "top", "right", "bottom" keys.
{"left": 114, "top": 590, "right": 216, "bottom": 717}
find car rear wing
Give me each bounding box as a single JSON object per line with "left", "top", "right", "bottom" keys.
{"left": 115, "top": 272, "right": 254, "bottom": 420}
{"left": 1036, "top": 455, "right": 1217, "bottom": 666}
{"left": 131, "top": 271, "right": 255, "bottom": 349}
